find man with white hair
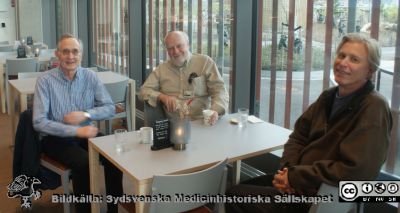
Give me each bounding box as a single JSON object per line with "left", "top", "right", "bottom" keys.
{"left": 140, "top": 31, "right": 229, "bottom": 125}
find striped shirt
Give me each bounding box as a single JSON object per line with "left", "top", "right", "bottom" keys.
{"left": 33, "top": 67, "right": 115, "bottom": 137}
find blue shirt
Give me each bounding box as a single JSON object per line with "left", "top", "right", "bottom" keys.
{"left": 33, "top": 67, "right": 115, "bottom": 137}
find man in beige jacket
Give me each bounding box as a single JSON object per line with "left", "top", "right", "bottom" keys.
{"left": 140, "top": 31, "right": 229, "bottom": 125}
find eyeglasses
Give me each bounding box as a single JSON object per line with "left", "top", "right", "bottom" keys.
{"left": 188, "top": 72, "right": 198, "bottom": 84}
{"left": 59, "top": 48, "right": 80, "bottom": 56}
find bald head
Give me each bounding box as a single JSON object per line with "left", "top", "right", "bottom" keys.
{"left": 164, "top": 31, "right": 190, "bottom": 67}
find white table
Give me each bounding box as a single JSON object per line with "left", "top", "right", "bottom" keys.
{"left": 0, "top": 53, "right": 54, "bottom": 113}
{"left": 88, "top": 116, "right": 291, "bottom": 212}
{"left": 8, "top": 71, "right": 136, "bottom": 146}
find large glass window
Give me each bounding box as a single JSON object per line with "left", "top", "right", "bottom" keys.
{"left": 258, "top": 0, "right": 400, "bottom": 175}
{"left": 145, "top": 0, "right": 234, "bottom": 108}
{"left": 91, "top": 0, "right": 129, "bottom": 76}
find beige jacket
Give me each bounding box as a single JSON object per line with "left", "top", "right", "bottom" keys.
{"left": 139, "top": 53, "right": 229, "bottom": 119}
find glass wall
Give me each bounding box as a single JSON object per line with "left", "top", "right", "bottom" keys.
{"left": 91, "top": 0, "right": 129, "bottom": 76}
{"left": 145, "top": 0, "right": 234, "bottom": 108}
{"left": 84, "top": 0, "right": 400, "bottom": 176}
{"left": 258, "top": 0, "right": 400, "bottom": 175}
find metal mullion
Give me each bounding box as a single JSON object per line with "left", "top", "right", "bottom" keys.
{"left": 163, "top": 0, "right": 168, "bottom": 60}
{"left": 254, "top": 0, "right": 263, "bottom": 116}
{"left": 386, "top": 2, "right": 400, "bottom": 173}
{"left": 179, "top": 0, "right": 183, "bottom": 30}
{"left": 156, "top": 0, "right": 160, "bottom": 65}
{"left": 370, "top": 0, "right": 381, "bottom": 40}
{"left": 107, "top": 0, "right": 115, "bottom": 72}
{"left": 268, "top": 0, "right": 278, "bottom": 124}
{"left": 216, "top": 0, "right": 224, "bottom": 72}
{"left": 110, "top": 0, "right": 115, "bottom": 72}
{"left": 302, "top": 0, "right": 314, "bottom": 112}
{"left": 284, "top": 0, "right": 295, "bottom": 128}
{"left": 207, "top": 0, "right": 212, "bottom": 57}
{"left": 149, "top": 0, "right": 154, "bottom": 71}
{"left": 121, "top": 0, "right": 126, "bottom": 75}
{"left": 171, "top": 0, "right": 175, "bottom": 31}
{"left": 102, "top": 0, "right": 107, "bottom": 68}
{"left": 230, "top": 0, "right": 236, "bottom": 110}
{"left": 197, "top": 0, "right": 202, "bottom": 53}
{"left": 322, "top": 0, "right": 334, "bottom": 90}
{"left": 107, "top": 0, "right": 112, "bottom": 69}
{"left": 188, "top": 0, "right": 193, "bottom": 48}
{"left": 99, "top": 1, "right": 103, "bottom": 67}
{"left": 94, "top": 1, "right": 99, "bottom": 66}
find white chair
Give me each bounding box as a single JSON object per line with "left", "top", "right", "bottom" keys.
{"left": 0, "top": 45, "right": 14, "bottom": 52}
{"left": 38, "top": 49, "right": 55, "bottom": 58}
{"left": 103, "top": 78, "right": 131, "bottom": 134}
{"left": 308, "top": 183, "right": 357, "bottom": 213}
{"left": 149, "top": 159, "right": 228, "bottom": 213}
{"left": 5, "top": 58, "right": 37, "bottom": 113}
{"left": 18, "top": 72, "right": 44, "bottom": 79}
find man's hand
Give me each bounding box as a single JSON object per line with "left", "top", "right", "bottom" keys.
{"left": 158, "top": 94, "right": 177, "bottom": 112}
{"left": 76, "top": 126, "right": 98, "bottom": 138}
{"left": 272, "top": 167, "right": 295, "bottom": 194}
{"left": 208, "top": 111, "right": 219, "bottom": 125}
{"left": 64, "top": 111, "right": 87, "bottom": 125}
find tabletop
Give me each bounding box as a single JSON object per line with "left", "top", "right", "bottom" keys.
{"left": 89, "top": 115, "right": 291, "bottom": 182}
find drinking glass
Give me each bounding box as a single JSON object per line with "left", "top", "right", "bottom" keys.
{"left": 114, "top": 129, "right": 127, "bottom": 154}
{"left": 238, "top": 108, "right": 249, "bottom": 128}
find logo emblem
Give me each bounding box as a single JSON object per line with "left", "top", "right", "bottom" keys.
{"left": 374, "top": 182, "right": 386, "bottom": 194}
{"left": 340, "top": 183, "right": 358, "bottom": 201}
{"left": 362, "top": 183, "right": 373, "bottom": 194}
{"left": 387, "top": 183, "right": 399, "bottom": 194}
{"left": 7, "top": 175, "right": 42, "bottom": 208}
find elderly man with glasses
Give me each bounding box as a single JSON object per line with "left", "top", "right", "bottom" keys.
{"left": 33, "top": 34, "right": 122, "bottom": 213}
{"left": 140, "top": 31, "right": 229, "bottom": 125}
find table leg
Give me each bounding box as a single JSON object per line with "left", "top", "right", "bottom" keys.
{"left": 133, "top": 179, "right": 150, "bottom": 213}
{"left": 0, "top": 65, "right": 5, "bottom": 113}
{"left": 128, "top": 80, "right": 136, "bottom": 131}
{"left": 9, "top": 84, "right": 16, "bottom": 146}
{"left": 232, "top": 160, "right": 241, "bottom": 185}
{"left": 89, "top": 143, "right": 102, "bottom": 213}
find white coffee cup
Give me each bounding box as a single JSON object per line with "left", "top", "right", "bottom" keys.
{"left": 140, "top": 127, "right": 153, "bottom": 144}
{"left": 202, "top": 109, "right": 214, "bottom": 126}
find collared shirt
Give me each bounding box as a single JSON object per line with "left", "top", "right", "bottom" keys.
{"left": 139, "top": 53, "right": 229, "bottom": 119}
{"left": 33, "top": 67, "right": 115, "bottom": 137}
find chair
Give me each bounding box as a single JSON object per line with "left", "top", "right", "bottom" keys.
{"left": 308, "top": 183, "right": 357, "bottom": 213}
{"left": 32, "top": 43, "right": 48, "bottom": 50}
{"left": 39, "top": 49, "right": 55, "bottom": 57}
{"left": 14, "top": 109, "right": 72, "bottom": 213}
{"left": 149, "top": 159, "right": 228, "bottom": 213}
{"left": 88, "top": 66, "right": 98, "bottom": 72}
{"left": 18, "top": 72, "right": 44, "bottom": 79}
{"left": 103, "top": 78, "right": 131, "bottom": 134}
{"left": 40, "top": 154, "right": 72, "bottom": 213}
{"left": 5, "top": 58, "right": 37, "bottom": 113}
{"left": 144, "top": 100, "right": 166, "bottom": 127}
{"left": 0, "top": 45, "right": 14, "bottom": 52}
{"left": 17, "top": 72, "right": 44, "bottom": 109}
